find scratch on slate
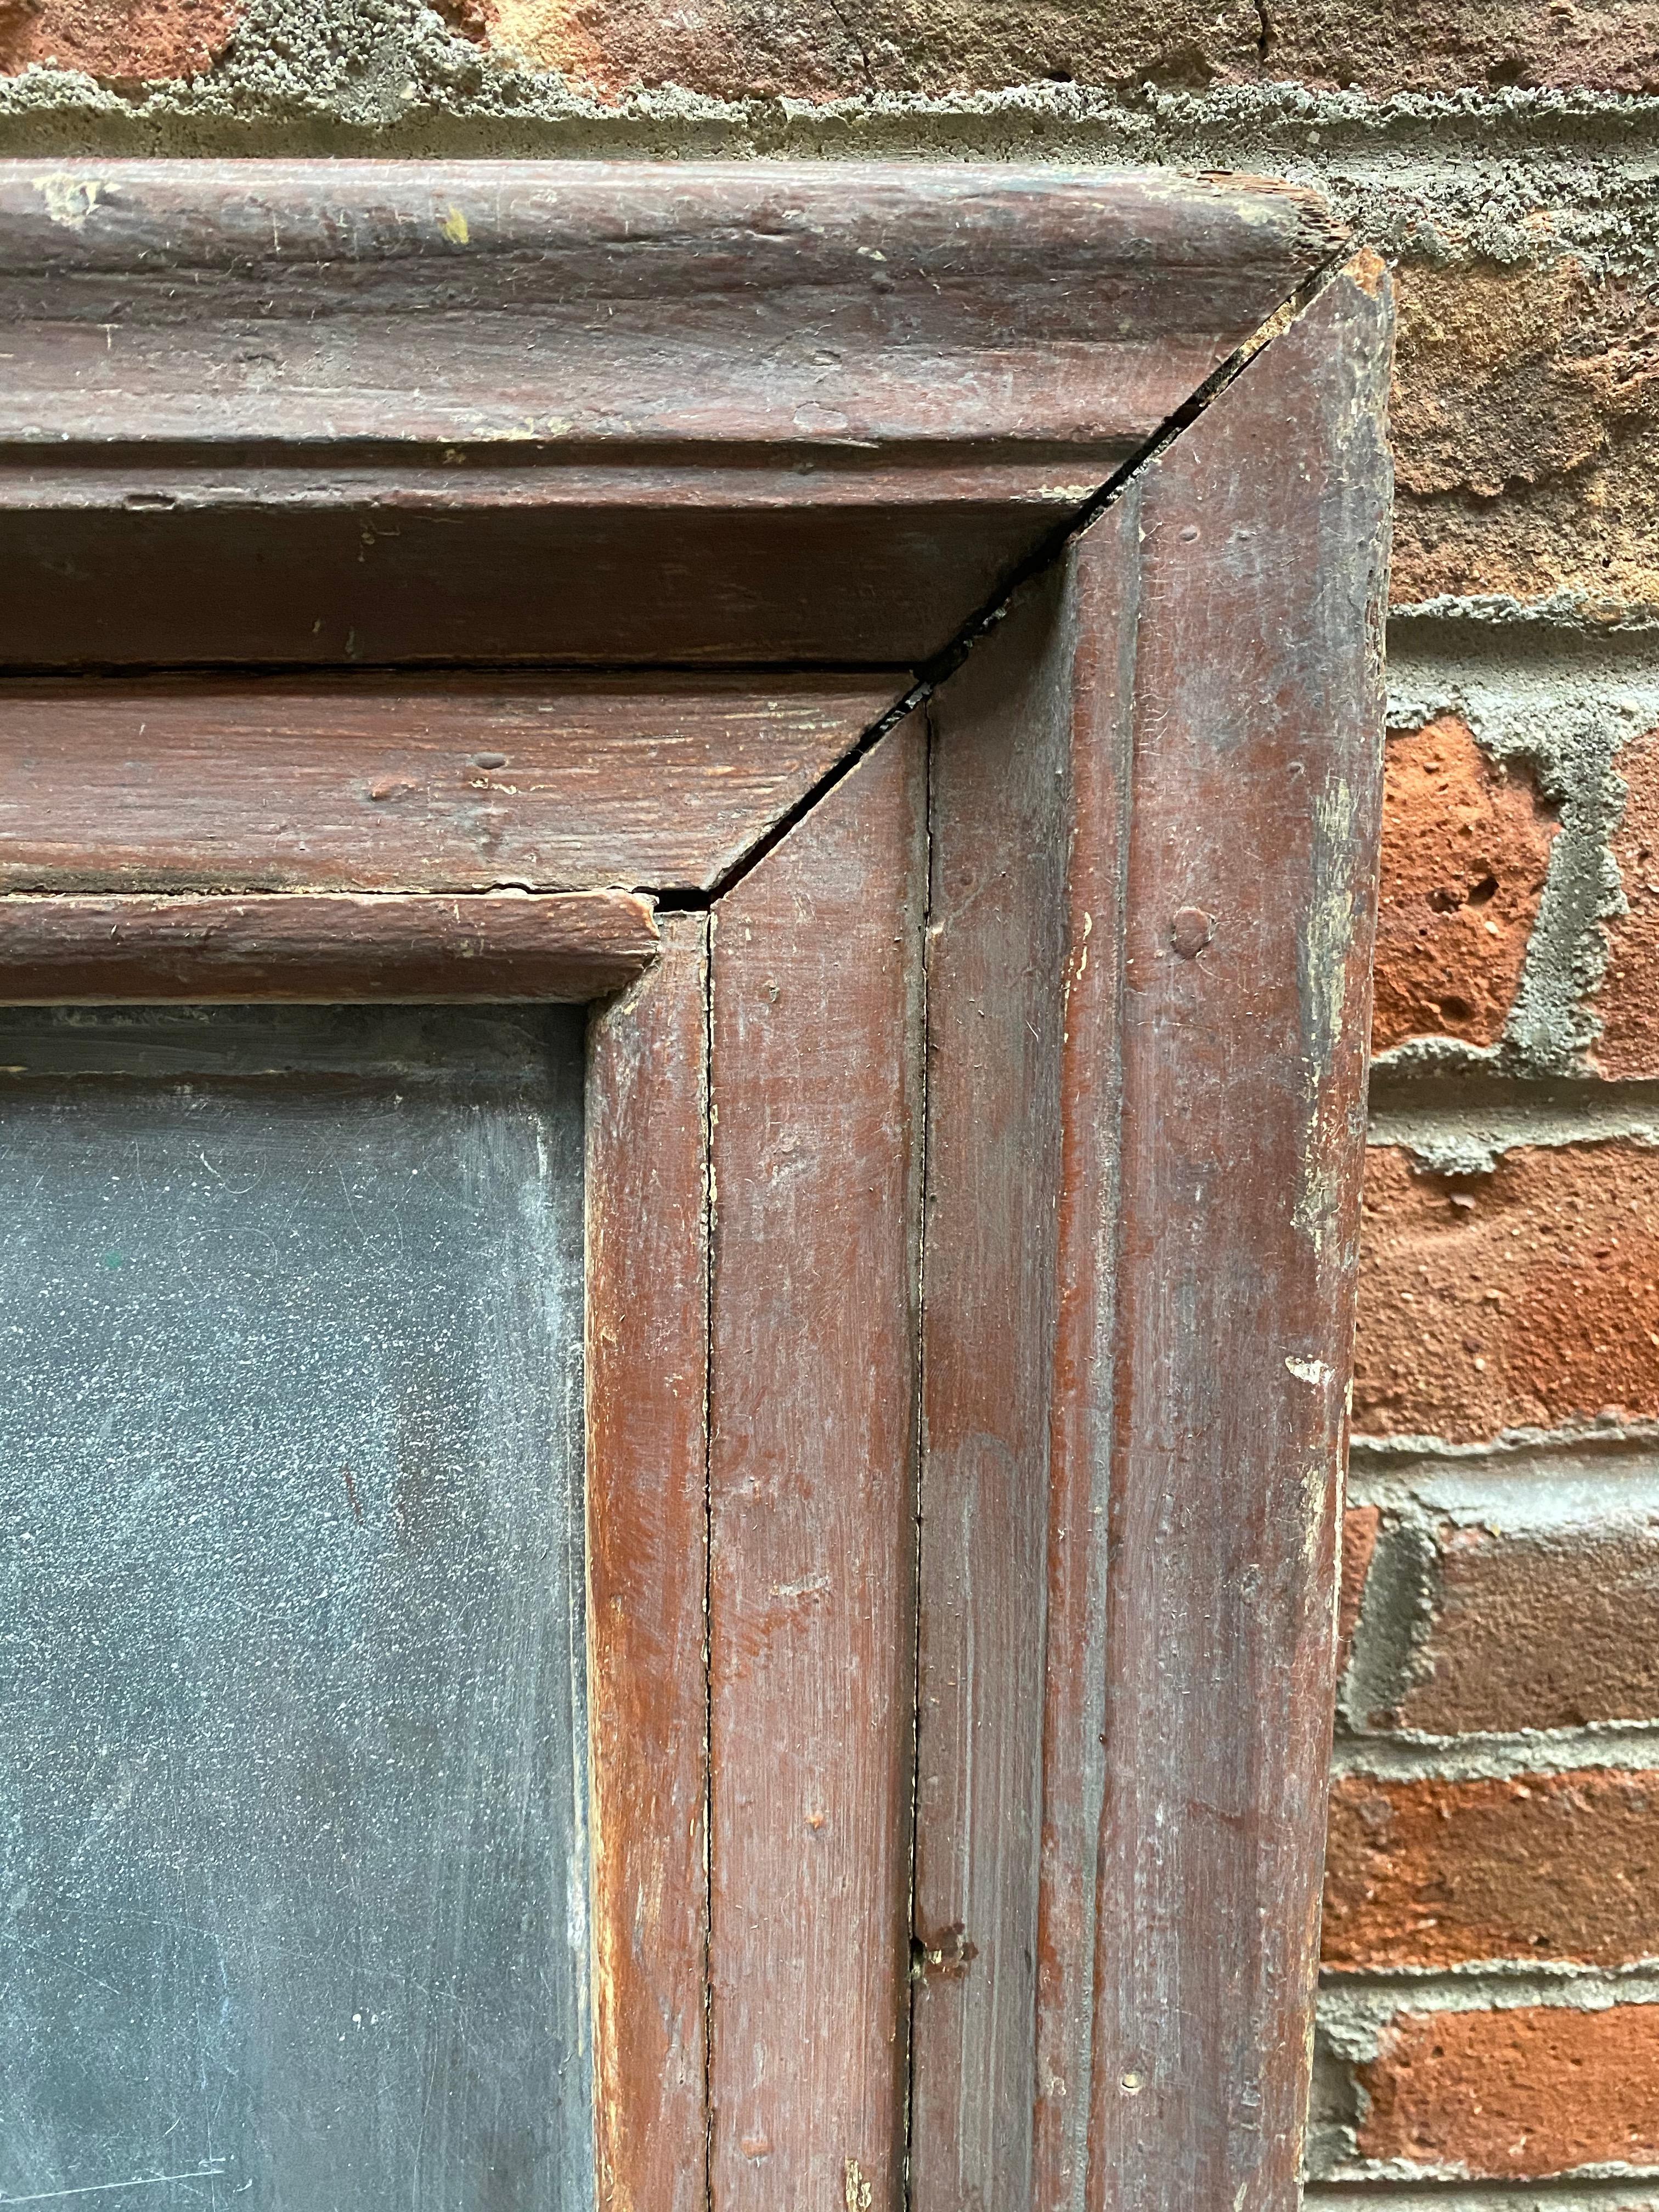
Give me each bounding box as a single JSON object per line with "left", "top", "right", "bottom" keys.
{"left": 0, "top": 2169, "right": 229, "bottom": 2204}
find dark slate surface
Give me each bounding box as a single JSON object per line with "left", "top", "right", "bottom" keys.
{"left": 0, "top": 1006, "right": 592, "bottom": 2212}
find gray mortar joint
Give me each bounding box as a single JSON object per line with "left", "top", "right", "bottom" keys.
{"left": 1337, "top": 1491, "right": 1440, "bottom": 1736}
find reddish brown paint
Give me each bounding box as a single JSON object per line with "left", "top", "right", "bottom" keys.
{"left": 0, "top": 888, "right": 659, "bottom": 1001}
{"left": 0, "top": 163, "right": 1391, "bottom": 2207}
{"left": 913, "top": 258, "right": 1392, "bottom": 2212}
{"left": 0, "top": 676, "right": 892, "bottom": 895}
{"left": 914, "top": 566, "right": 1085, "bottom": 2206}
{"left": 587, "top": 917, "right": 712, "bottom": 2212}
{"left": 0, "top": 160, "right": 1344, "bottom": 670}
{"left": 708, "top": 723, "right": 926, "bottom": 2212}
{"left": 1077, "top": 261, "right": 1388, "bottom": 2212}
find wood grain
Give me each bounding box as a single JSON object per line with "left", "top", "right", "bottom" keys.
{"left": 1075, "top": 254, "right": 1389, "bottom": 2212}
{"left": 912, "top": 561, "right": 1114, "bottom": 2212}
{"left": 586, "top": 915, "right": 712, "bottom": 2212}
{"left": 0, "top": 162, "right": 1346, "bottom": 667}
{"left": 708, "top": 720, "right": 926, "bottom": 2212}
{"left": 0, "top": 890, "right": 659, "bottom": 1001}
{"left": 1029, "top": 505, "right": 1148, "bottom": 2212}
{"left": 915, "top": 256, "right": 1392, "bottom": 2212}
{"left": 0, "top": 162, "right": 1344, "bottom": 454}
{"left": 0, "top": 675, "right": 890, "bottom": 894}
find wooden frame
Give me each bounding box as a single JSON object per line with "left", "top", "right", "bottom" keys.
{"left": 0, "top": 162, "right": 1392, "bottom": 2211}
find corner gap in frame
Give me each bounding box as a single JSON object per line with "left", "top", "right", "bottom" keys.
{"left": 652, "top": 240, "right": 1358, "bottom": 921}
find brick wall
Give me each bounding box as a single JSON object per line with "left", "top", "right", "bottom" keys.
{"left": 4, "top": 5, "right": 1657, "bottom": 2203}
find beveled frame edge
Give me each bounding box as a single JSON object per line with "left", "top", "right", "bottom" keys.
{"left": 915, "top": 252, "right": 1393, "bottom": 2212}
{"left": 578, "top": 226, "right": 1392, "bottom": 2207}
{"left": 0, "top": 889, "right": 660, "bottom": 1002}
{"left": 0, "top": 160, "right": 1346, "bottom": 464}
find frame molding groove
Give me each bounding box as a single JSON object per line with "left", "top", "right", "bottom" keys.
{"left": 0, "top": 160, "right": 1349, "bottom": 670}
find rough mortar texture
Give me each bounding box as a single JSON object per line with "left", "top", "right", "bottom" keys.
{"left": 1339, "top": 1502, "right": 1383, "bottom": 1677}
{"left": 1355, "top": 1143, "right": 1659, "bottom": 1441}
{"left": 1324, "top": 1768, "right": 1659, "bottom": 1971}
{"left": 447, "top": 0, "right": 1659, "bottom": 101}
{"left": 3, "top": 0, "right": 1652, "bottom": 101}
{"left": 1373, "top": 715, "right": 1559, "bottom": 1054}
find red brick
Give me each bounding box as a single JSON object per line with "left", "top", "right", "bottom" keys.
{"left": 1358, "top": 2002, "right": 1659, "bottom": 2176}
{"left": 444, "top": 0, "right": 1248, "bottom": 97}
{"left": 1337, "top": 1504, "right": 1379, "bottom": 1679}
{"left": 1372, "top": 718, "right": 1557, "bottom": 1055}
{"left": 1395, "top": 1516, "right": 1659, "bottom": 1735}
{"left": 1596, "top": 725, "right": 1659, "bottom": 1079}
{"left": 445, "top": 0, "right": 1659, "bottom": 99}
{"left": 1263, "top": 0, "right": 1659, "bottom": 94}
{"left": 0, "top": 0, "right": 242, "bottom": 78}
{"left": 1390, "top": 258, "right": 1659, "bottom": 619}
{"left": 1355, "top": 1142, "right": 1659, "bottom": 1442}
{"left": 1324, "top": 1770, "right": 1659, "bottom": 1972}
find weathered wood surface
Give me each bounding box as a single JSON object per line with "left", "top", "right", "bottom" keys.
{"left": 586, "top": 917, "right": 711, "bottom": 2212}
{"left": 0, "top": 675, "right": 890, "bottom": 894}
{"left": 1025, "top": 527, "right": 1139, "bottom": 2212}
{"left": 0, "top": 889, "right": 659, "bottom": 1001}
{"left": 0, "top": 162, "right": 1344, "bottom": 454}
{"left": 0, "top": 162, "right": 1346, "bottom": 667}
{"left": 911, "top": 565, "right": 1096, "bottom": 2209}
{"left": 916, "top": 256, "right": 1392, "bottom": 2212}
{"left": 708, "top": 721, "right": 926, "bottom": 2211}
{"left": 0, "top": 1005, "right": 593, "bottom": 2210}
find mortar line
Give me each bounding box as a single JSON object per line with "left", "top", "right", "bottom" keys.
{"left": 1349, "top": 1425, "right": 1659, "bottom": 1472}
{"left": 1317, "top": 1965, "right": 1659, "bottom": 2015}
{"left": 1306, "top": 2183, "right": 1659, "bottom": 2206}
{"left": 1332, "top": 1722, "right": 1659, "bottom": 1782}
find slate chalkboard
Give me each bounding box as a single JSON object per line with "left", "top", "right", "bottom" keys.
{"left": 0, "top": 1007, "right": 592, "bottom": 2211}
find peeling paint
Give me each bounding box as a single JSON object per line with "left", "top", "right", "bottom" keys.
{"left": 1289, "top": 1355, "right": 1338, "bottom": 1386}
{"left": 1294, "top": 777, "right": 1363, "bottom": 1260}
{"left": 31, "top": 170, "right": 103, "bottom": 227}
